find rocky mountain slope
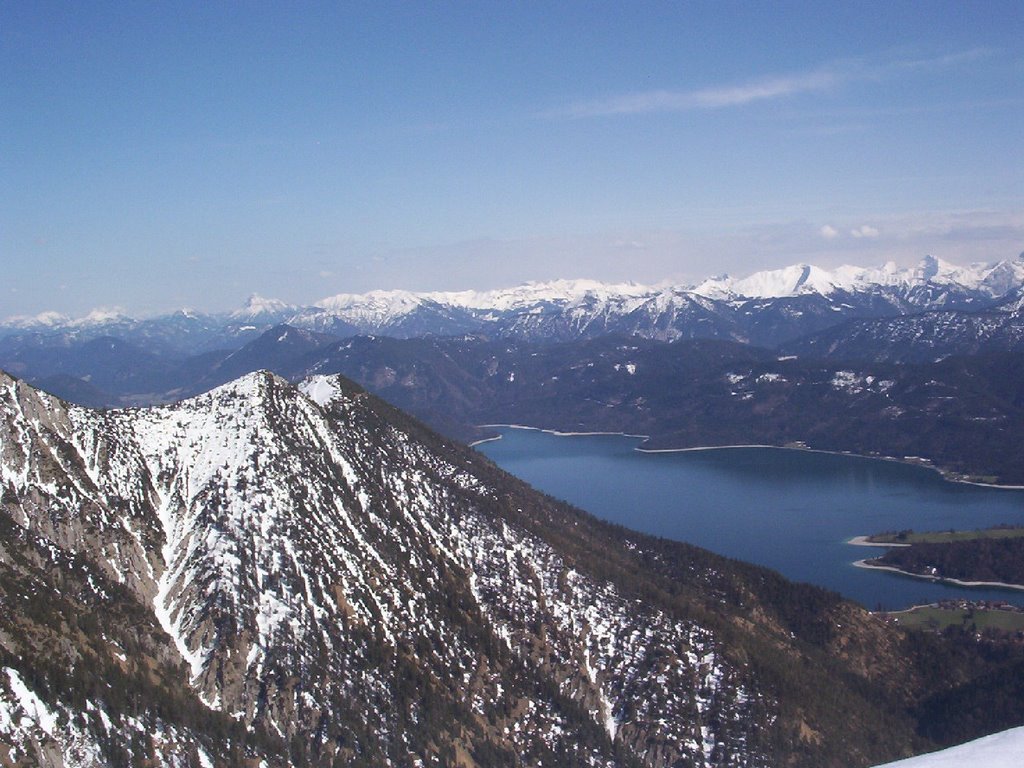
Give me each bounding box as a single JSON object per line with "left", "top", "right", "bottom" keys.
{"left": 3, "top": 369, "right": 1021, "bottom": 765}
{"left": 781, "top": 307, "right": 1024, "bottom": 364}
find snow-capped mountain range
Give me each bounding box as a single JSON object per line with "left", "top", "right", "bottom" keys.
{"left": 4, "top": 255, "right": 1023, "bottom": 352}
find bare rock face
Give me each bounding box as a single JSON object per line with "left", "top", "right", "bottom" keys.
{"left": 1, "top": 376, "right": 163, "bottom": 601}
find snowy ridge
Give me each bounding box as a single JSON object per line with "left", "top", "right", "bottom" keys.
{"left": 314, "top": 279, "right": 654, "bottom": 314}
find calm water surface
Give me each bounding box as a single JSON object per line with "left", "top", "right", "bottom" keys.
{"left": 477, "top": 428, "right": 1024, "bottom": 610}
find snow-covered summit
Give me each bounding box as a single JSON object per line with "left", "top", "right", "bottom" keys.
{"left": 228, "top": 293, "right": 298, "bottom": 321}
{"left": 71, "top": 307, "right": 131, "bottom": 326}
{"left": 693, "top": 263, "right": 839, "bottom": 299}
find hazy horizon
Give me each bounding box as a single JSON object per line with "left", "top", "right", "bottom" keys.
{"left": 4, "top": 2, "right": 1022, "bottom": 317}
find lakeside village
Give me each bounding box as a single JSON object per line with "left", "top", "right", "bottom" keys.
{"left": 881, "top": 599, "right": 1024, "bottom": 643}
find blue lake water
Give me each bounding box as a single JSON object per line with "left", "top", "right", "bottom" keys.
{"left": 477, "top": 428, "right": 1024, "bottom": 611}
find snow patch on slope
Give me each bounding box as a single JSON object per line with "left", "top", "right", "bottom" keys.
{"left": 3, "top": 668, "right": 57, "bottom": 735}
{"left": 298, "top": 374, "right": 345, "bottom": 407}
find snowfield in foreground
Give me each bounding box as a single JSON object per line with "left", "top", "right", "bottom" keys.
{"left": 873, "top": 726, "right": 1024, "bottom": 767}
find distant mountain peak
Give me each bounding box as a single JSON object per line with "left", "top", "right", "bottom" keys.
{"left": 1, "top": 307, "right": 129, "bottom": 329}
{"left": 229, "top": 293, "right": 296, "bottom": 320}
{"left": 315, "top": 288, "right": 425, "bottom": 317}
{"left": 1, "top": 309, "right": 70, "bottom": 328}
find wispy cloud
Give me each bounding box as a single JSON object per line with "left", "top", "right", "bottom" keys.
{"left": 546, "top": 48, "right": 995, "bottom": 119}
{"left": 691, "top": 70, "right": 840, "bottom": 108}
{"left": 552, "top": 70, "right": 838, "bottom": 118}
{"left": 891, "top": 47, "right": 993, "bottom": 73}
{"left": 850, "top": 224, "right": 880, "bottom": 239}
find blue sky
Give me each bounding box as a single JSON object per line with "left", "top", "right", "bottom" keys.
{"left": 3, "top": 1, "right": 1022, "bottom": 316}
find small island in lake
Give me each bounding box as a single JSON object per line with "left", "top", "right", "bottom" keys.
{"left": 855, "top": 526, "right": 1024, "bottom": 590}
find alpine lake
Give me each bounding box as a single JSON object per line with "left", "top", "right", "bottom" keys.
{"left": 476, "top": 428, "right": 1024, "bottom": 611}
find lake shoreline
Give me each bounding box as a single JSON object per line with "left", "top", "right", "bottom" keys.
{"left": 852, "top": 559, "right": 1024, "bottom": 592}
{"left": 470, "top": 424, "right": 648, "bottom": 446}
{"left": 471, "top": 424, "right": 1024, "bottom": 490}
{"left": 847, "top": 536, "right": 911, "bottom": 548}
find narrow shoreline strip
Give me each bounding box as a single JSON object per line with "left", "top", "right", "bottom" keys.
{"left": 853, "top": 559, "right": 1024, "bottom": 592}
{"left": 847, "top": 536, "right": 912, "bottom": 548}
